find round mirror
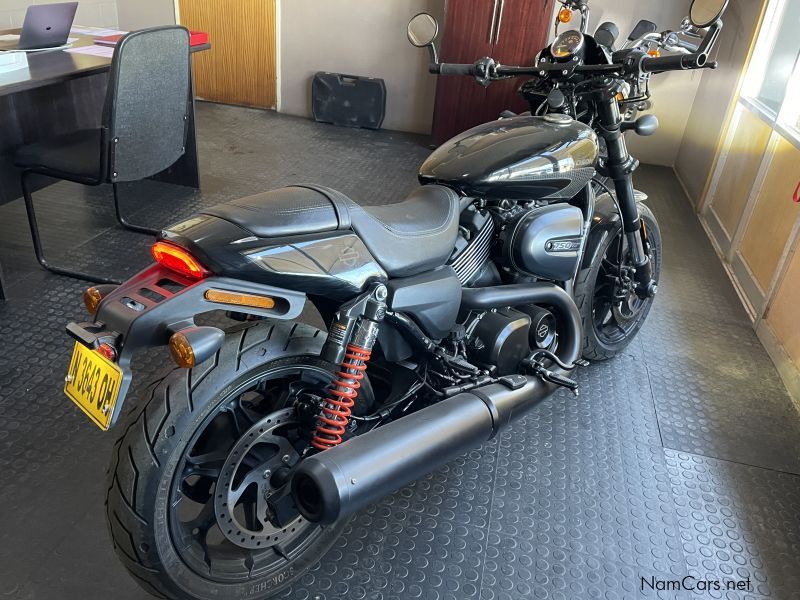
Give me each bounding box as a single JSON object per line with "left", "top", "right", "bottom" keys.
{"left": 689, "top": 0, "right": 729, "bottom": 28}
{"left": 407, "top": 13, "right": 438, "bottom": 47}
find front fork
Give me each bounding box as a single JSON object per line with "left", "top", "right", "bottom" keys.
{"left": 595, "top": 94, "right": 657, "bottom": 299}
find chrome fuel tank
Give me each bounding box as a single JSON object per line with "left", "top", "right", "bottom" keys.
{"left": 419, "top": 115, "right": 598, "bottom": 200}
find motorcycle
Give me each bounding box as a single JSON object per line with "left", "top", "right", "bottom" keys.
{"left": 62, "top": 0, "right": 727, "bottom": 597}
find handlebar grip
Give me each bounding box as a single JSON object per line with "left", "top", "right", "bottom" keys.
{"left": 430, "top": 62, "right": 476, "bottom": 76}
{"left": 640, "top": 53, "right": 706, "bottom": 73}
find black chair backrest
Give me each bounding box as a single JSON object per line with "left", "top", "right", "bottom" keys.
{"left": 103, "top": 26, "right": 190, "bottom": 182}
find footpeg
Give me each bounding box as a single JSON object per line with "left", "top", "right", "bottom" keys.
{"left": 523, "top": 358, "right": 580, "bottom": 396}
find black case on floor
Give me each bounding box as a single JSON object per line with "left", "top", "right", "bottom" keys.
{"left": 312, "top": 72, "right": 387, "bottom": 130}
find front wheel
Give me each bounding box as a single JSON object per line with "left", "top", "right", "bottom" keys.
{"left": 105, "top": 321, "right": 361, "bottom": 600}
{"left": 574, "top": 203, "right": 662, "bottom": 360}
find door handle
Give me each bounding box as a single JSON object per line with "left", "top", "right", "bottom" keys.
{"left": 488, "top": 0, "right": 499, "bottom": 44}
{"left": 494, "top": 0, "right": 505, "bottom": 44}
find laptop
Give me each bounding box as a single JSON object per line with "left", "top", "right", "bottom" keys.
{"left": 0, "top": 3, "right": 79, "bottom": 51}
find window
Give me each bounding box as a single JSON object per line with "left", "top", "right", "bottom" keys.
{"left": 741, "top": 0, "right": 800, "bottom": 137}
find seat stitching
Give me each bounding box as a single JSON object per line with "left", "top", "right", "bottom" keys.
{"left": 358, "top": 193, "right": 457, "bottom": 237}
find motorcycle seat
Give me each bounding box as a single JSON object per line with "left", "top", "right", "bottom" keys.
{"left": 200, "top": 184, "right": 460, "bottom": 277}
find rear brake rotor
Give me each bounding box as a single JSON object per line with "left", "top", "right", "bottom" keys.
{"left": 214, "top": 407, "right": 306, "bottom": 549}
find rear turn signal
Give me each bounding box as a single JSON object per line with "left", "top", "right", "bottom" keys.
{"left": 169, "top": 326, "right": 225, "bottom": 368}
{"left": 83, "top": 287, "right": 103, "bottom": 315}
{"left": 169, "top": 332, "right": 196, "bottom": 368}
{"left": 204, "top": 289, "right": 276, "bottom": 310}
{"left": 558, "top": 8, "right": 572, "bottom": 23}
{"left": 82, "top": 284, "right": 117, "bottom": 316}
{"left": 151, "top": 241, "right": 210, "bottom": 281}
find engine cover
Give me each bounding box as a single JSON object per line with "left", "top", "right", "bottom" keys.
{"left": 470, "top": 308, "right": 531, "bottom": 376}
{"left": 501, "top": 204, "right": 584, "bottom": 281}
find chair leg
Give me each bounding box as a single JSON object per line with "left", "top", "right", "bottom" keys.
{"left": 20, "top": 171, "right": 121, "bottom": 285}
{"left": 113, "top": 183, "right": 160, "bottom": 235}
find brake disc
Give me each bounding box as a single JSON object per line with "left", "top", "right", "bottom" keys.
{"left": 214, "top": 407, "right": 306, "bottom": 549}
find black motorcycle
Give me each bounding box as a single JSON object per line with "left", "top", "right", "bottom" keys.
{"left": 62, "top": 0, "right": 727, "bottom": 597}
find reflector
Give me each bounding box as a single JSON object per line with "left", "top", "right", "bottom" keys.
{"left": 204, "top": 289, "right": 276, "bottom": 309}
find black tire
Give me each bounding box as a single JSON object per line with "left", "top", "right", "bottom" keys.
{"left": 105, "top": 321, "right": 350, "bottom": 600}
{"left": 574, "top": 203, "right": 662, "bottom": 361}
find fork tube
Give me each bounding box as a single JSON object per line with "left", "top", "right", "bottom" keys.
{"left": 594, "top": 92, "right": 654, "bottom": 293}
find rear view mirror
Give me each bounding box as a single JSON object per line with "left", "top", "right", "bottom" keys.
{"left": 689, "top": 0, "right": 729, "bottom": 28}
{"left": 407, "top": 13, "right": 438, "bottom": 48}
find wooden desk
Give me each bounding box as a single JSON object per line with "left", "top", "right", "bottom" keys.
{"left": 0, "top": 31, "right": 209, "bottom": 298}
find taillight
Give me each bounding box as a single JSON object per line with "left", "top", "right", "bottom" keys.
{"left": 151, "top": 241, "right": 210, "bottom": 281}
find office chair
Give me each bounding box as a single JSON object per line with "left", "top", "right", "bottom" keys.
{"left": 14, "top": 26, "right": 191, "bottom": 284}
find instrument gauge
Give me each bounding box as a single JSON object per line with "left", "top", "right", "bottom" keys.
{"left": 551, "top": 30, "right": 584, "bottom": 60}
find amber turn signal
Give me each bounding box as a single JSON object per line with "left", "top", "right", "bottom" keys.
{"left": 168, "top": 326, "right": 225, "bottom": 369}
{"left": 558, "top": 8, "right": 572, "bottom": 23}
{"left": 169, "top": 332, "right": 196, "bottom": 368}
{"left": 647, "top": 48, "right": 661, "bottom": 58}
{"left": 204, "top": 289, "right": 276, "bottom": 310}
{"left": 83, "top": 287, "right": 103, "bottom": 315}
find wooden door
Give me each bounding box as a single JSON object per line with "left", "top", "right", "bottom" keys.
{"left": 431, "top": 0, "right": 495, "bottom": 145}
{"left": 431, "top": 0, "right": 553, "bottom": 145}
{"left": 483, "top": 0, "right": 553, "bottom": 122}
{"left": 178, "top": 0, "right": 277, "bottom": 109}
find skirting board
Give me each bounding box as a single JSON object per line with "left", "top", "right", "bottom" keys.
{"left": 756, "top": 319, "right": 800, "bottom": 413}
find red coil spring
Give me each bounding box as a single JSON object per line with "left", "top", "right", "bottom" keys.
{"left": 311, "top": 344, "right": 371, "bottom": 450}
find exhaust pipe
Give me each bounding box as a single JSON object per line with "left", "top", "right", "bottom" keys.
{"left": 291, "top": 282, "right": 582, "bottom": 525}
{"left": 292, "top": 375, "right": 557, "bottom": 524}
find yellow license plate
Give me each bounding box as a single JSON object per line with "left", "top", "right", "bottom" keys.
{"left": 64, "top": 341, "right": 123, "bottom": 430}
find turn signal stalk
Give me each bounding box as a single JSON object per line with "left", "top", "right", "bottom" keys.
{"left": 169, "top": 326, "right": 225, "bottom": 368}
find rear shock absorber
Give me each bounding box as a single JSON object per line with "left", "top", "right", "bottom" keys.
{"left": 312, "top": 285, "right": 387, "bottom": 450}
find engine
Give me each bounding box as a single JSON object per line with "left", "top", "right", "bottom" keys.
{"left": 447, "top": 199, "right": 584, "bottom": 375}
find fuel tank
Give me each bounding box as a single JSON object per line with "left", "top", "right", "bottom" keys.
{"left": 419, "top": 115, "right": 598, "bottom": 200}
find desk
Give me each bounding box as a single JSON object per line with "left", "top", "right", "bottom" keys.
{"left": 0, "top": 31, "right": 210, "bottom": 299}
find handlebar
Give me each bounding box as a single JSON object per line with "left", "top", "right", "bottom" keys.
{"left": 429, "top": 62, "right": 476, "bottom": 76}
{"left": 428, "top": 49, "right": 709, "bottom": 82}
{"left": 639, "top": 52, "right": 706, "bottom": 72}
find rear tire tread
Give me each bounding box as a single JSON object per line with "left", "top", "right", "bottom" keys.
{"left": 106, "top": 321, "right": 329, "bottom": 600}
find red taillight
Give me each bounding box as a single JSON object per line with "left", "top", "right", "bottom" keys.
{"left": 151, "top": 241, "right": 210, "bottom": 280}
{"left": 96, "top": 343, "right": 116, "bottom": 361}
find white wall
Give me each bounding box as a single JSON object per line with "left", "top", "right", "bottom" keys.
{"left": 1, "top": 0, "right": 118, "bottom": 29}
{"left": 280, "top": 0, "right": 445, "bottom": 135}
{"left": 116, "top": 0, "right": 175, "bottom": 31}
{"left": 557, "top": 0, "right": 703, "bottom": 166}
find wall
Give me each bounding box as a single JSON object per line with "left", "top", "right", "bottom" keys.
{"left": 559, "top": 0, "right": 703, "bottom": 166}
{"left": 1, "top": 0, "right": 118, "bottom": 29}
{"left": 674, "top": 0, "right": 765, "bottom": 205}
{"left": 280, "top": 0, "right": 445, "bottom": 135}
{"left": 116, "top": 0, "right": 175, "bottom": 31}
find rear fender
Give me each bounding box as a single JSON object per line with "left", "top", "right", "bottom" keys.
{"left": 65, "top": 263, "right": 306, "bottom": 426}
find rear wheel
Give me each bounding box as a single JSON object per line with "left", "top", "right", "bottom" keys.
{"left": 106, "top": 321, "right": 364, "bottom": 600}
{"left": 574, "top": 204, "right": 662, "bottom": 360}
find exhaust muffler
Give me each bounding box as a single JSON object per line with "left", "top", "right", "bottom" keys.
{"left": 291, "top": 282, "right": 582, "bottom": 524}
{"left": 292, "top": 374, "right": 558, "bottom": 524}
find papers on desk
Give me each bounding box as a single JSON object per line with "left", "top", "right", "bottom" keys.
{"left": 0, "top": 50, "right": 28, "bottom": 74}
{"left": 65, "top": 44, "right": 115, "bottom": 58}
{"left": 71, "top": 26, "right": 127, "bottom": 37}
